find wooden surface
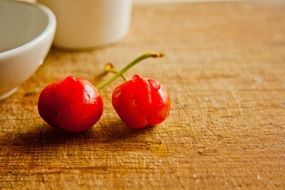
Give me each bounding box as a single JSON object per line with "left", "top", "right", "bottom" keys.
{"left": 1, "top": 1, "right": 285, "bottom": 189}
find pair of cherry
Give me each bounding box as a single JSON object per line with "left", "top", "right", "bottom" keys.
{"left": 38, "top": 52, "right": 171, "bottom": 133}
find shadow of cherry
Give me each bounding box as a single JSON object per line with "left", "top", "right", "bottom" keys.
{"left": 0, "top": 118, "right": 155, "bottom": 149}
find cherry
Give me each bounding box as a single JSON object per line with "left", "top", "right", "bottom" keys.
{"left": 112, "top": 74, "right": 170, "bottom": 128}
{"left": 97, "top": 52, "right": 170, "bottom": 129}
{"left": 38, "top": 76, "right": 103, "bottom": 133}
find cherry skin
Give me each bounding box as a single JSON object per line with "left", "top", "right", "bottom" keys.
{"left": 38, "top": 76, "right": 103, "bottom": 133}
{"left": 112, "top": 74, "right": 170, "bottom": 128}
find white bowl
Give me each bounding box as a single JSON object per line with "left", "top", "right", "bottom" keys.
{"left": 0, "top": 0, "right": 56, "bottom": 100}
{"left": 38, "top": 0, "right": 131, "bottom": 49}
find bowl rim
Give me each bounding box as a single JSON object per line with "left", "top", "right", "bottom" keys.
{"left": 0, "top": 0, "right": 56, "bottom": 59}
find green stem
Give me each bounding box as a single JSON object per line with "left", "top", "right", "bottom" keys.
{"left": 104, "top": 63, "right": 127, "bottom": 81}
{"left": 97, "top": 52, "right": 164, "bottom": 90}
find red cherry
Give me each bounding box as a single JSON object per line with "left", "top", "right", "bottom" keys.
{"left": 38, "top": 76, "right": 103, "bottom": 133}
{"left": 112, "top": 74, "right": 170, "bottom": 128}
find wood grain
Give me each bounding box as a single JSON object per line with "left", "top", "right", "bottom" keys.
{"left": 1, "top": 1, "right": 285, "bottom": 189}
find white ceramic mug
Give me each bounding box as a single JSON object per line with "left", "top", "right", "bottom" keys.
{"left": 38, "top": 0, "right": 132, "bottom": 49}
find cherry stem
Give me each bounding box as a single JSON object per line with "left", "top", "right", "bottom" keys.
{"left": 104, "top": 63, "right": 127, "bottom": 81}
{"left": 97, "top": 52, "right": 164, "bottom": 90}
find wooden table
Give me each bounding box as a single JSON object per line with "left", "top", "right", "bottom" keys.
{"left": 1, "top": 1, "right": 285, "bottom": 189}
